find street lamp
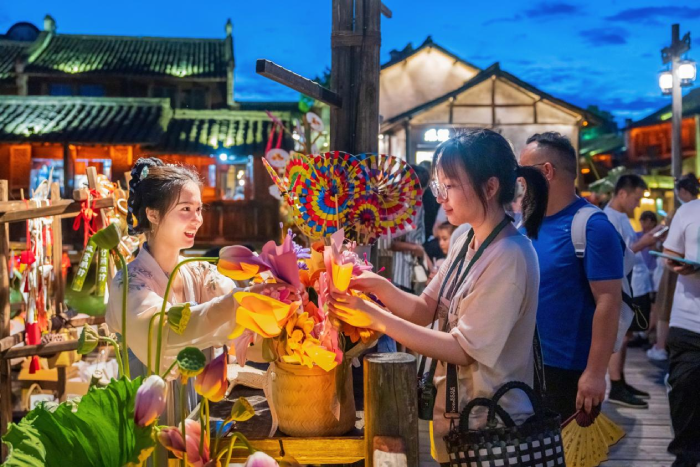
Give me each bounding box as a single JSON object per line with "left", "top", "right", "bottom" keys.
{"left": 659, "top": 24, "right": 694, "bottom": 201}
{"left": 658, "top": 71, "right": 673, "bottom": 94}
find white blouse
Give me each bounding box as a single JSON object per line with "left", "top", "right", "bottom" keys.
{"left": 106, "top": 245, "right": 240, "bottom": 374}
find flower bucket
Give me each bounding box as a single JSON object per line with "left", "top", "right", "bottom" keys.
{"left": 270, "top": 360, "right": 355, "bottom": 437}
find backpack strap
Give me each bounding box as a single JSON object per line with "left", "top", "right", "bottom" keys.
{"left": 571, "top": 204, "right": 602, "bottom": 259}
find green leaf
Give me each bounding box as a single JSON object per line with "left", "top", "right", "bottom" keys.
{"left": 2, "top": 377, "right": 155, "bottom": 467}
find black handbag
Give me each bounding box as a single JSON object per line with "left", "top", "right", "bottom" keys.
{"left": 444, "top": 381, "right": 565, "bottom": 467}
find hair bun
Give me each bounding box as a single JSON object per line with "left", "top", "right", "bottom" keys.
{"left": 127, "top": 157, "right": 164, "bottom": 234}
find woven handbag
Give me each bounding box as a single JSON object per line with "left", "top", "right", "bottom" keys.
{"left": 444, "top": 381, "right": 565, "bottom": 467}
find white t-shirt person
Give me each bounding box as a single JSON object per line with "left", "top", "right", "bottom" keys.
{"left": 604, "top": 205, "right": 654, "bottom": 296}
{"left": 423, "top": 226, "right": 539, "bottom": 462}
{"left": 663, "top": 198, "right": 700, "bottom": 333}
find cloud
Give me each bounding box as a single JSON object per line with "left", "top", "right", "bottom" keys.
{"left": 579, "top": 28, "right": 628, "bottom": 46}
{"left": 523, "top": 2, "right": 580, "bottom": 18}
{"left": 606, "top": 6, "right": 700, "bottom": 24}
{"left": 483, "top": 14, "right": 522, "bottom": 26}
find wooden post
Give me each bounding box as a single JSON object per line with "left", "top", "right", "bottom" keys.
{"left": 364, "top": 353, "right": 419, "bottom": 467}
{"left": 0, "top": 180, "right": 11, "bottom": 459}
{"left": 63, "top": 143, "right": 74, "bottom": 197}
{"left": 50, "top": 183, "right": 64, "bottom": 313}
{"left": 330, "top": 0, "right": 381, "bottom": 154}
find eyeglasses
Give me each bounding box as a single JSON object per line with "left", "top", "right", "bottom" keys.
{"left": 429, "top": 180, "right": 464, "bottom": 200}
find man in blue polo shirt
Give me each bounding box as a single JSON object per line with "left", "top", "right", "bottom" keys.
{"left": 520, "top": 132, "right": 626, "bottom": 418}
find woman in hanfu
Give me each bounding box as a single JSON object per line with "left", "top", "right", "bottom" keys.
{"left": 106, "top": 157, "right": 290, "bottom": 425}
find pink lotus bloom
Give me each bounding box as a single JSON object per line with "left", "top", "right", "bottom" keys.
{"left": 244, "top": 451, "right": 280, "bottom": 467}
{"left": 195, "top": 352, "right": 228, "bottom": 402}
{"left": 134, "top": 375, "right": 167, "bottom": 427}
{"left": 158, "top": 420, "right": 210, "bottom": 467}
{"left": 260, "top": 235, "right": 302, "bottom": 290}
{"left": 319, "top": 319, "right": 343, "bottom": 365}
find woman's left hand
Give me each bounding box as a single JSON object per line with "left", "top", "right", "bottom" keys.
{"left": 326, "top": 289, "right": 388, "bottom": 332}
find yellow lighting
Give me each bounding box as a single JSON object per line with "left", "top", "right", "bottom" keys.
{"left": 582, "top": 120, "right": 589, "bottom": 127}
{"left": 581, "top": 168, "right": 591, "bottom": 174}
{"left": 644, "top": 190, "right": 651, "bottom": 198}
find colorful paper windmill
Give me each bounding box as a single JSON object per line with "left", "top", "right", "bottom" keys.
{"left": 356, "top": 153, "right": 423, "bottom": 237}
{"left": 347, "top": 194, "right": 382, "bottom": 244}
{"left": 289, "top": 151, "right": 367, "bottom": 239}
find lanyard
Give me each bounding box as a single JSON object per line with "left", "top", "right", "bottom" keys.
{"left": 442, "top": 215, "right": 512, "bottom": 419}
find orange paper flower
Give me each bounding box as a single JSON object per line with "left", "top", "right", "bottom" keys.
{"left": 231, "top": 292, "right": 298, "bottom": 339}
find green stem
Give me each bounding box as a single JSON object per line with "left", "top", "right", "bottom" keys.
{"left": 199, "top": 401, "right": 205, "bottom": 458}
{"left": 147, "top": 313, "right": 161, "bottom": 377}
{"left": 160, "top": 359, "right": 179, "bottom": 379}
{"left": 229, "top": 431, "right": 255, "bottom": 455}
{"left": 180, "top": 377, "right": 188, "bottom": 467}
{"left": 222, "top": 434, "right": 238, "bottom": 465}
{"left": 101, "top": 337, "right": 124, "bottom": 377}
{"left": 116, "top": 250, "right": 131, "bottom": 378}
{"left": 204, "top": 398, "right": 210, "bottom": 443}
{"left": 154, "top": 257, "right": 217, "bottom": 373}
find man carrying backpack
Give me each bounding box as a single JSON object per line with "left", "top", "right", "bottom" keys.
{"left": 520, "top": 132, "right": 625, "bottom": 419}
{"left": 604, "top": 174, "right": 665, "bottom": 408}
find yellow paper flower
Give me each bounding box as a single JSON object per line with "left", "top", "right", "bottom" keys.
{"left": 218, "top": 260, "right": 260, "bottom": 280}
{"left": 331, "top": 262, "right": 353, "bottom": 292}
{"left": 232, "top": 292, "right": 298, "bottom": 339}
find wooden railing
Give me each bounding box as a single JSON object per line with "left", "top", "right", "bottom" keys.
{"left": 197, "top": 200, "right": 280, "bottom": 244}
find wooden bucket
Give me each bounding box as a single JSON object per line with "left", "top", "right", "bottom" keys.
{"left": 270, "top": 360, "right": 355, "bottom": 437}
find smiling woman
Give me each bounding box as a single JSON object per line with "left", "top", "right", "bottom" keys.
{"left": 105, "top": 158, "right": 288, "bottom": 459}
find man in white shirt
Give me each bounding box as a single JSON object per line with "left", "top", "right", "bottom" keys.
{"left": 663, "top": 195, "right": 700, "bottom": 467}
{"left": 604, "top": 174, "right": 663, "bottom": 408}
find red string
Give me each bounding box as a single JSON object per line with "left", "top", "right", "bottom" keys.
{"left": 72, "top": 189, "right": 100, "bottom": 247}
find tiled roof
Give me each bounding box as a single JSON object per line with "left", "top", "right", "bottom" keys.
{"left": 382, "top": 63, "right": 600, "bottom": 129}
{"left": 382, "top": 36, "right": 481, "bottom": 72}
{"left": 155, "top": 109, "right": 292, "bottom": 155}
{"left": 630, "top": 87, "right": 700, "bottom": 128}
{"left": 0, "top": 40, "right": 30, "bottom": 81}
{"left": 0, "top": 96, "right": 170, "bottom": 144}
{"left": 25, "top": 34, "right": 230, "bottom": 79}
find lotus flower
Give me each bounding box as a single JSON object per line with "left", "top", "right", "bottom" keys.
{"left": 168, "top": 303, "right": 191, "bottom": 335}
{"left": 91, "top": 223, "right": 121, "bottom": 250}
{"left": 195, "top": 352, "right": 228, "bottom": 402}
{"left": 218, "top": 246, "right": 270, "bottom": 281}
{"left": 158, "top": 420, "right": 210, "bottom": 467}
{"left": 244, "top": 451, "right": 279, "bottom": 467}
{"left": 77, "top": 324, "right": 99, "bottom": 355}
{"left": 134, "top": 375, "right": 167, "bottom": 426}
{"left": 231, "top": 292, "right": 299, "bottom": 339}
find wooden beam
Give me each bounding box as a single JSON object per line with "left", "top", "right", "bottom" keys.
{"left": 381, "top": 2, "right": 393, "bottom": 18}
{"left": 217, "top": 437, "right": 364, "bottom": 464}
{"left": 0, "top": 197, "right": 114, "bottom": 224}
{"left": 50, "top": 183, "right": 64, "bottom": 312}
{"left": 3, "top": 339, "right": 80, "bottom": 359}
{"left": 256, "top": 60, "right": 342, "bottom": 108}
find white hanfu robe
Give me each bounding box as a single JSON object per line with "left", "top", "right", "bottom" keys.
{"left": 106, "top": 244, "right": 241, "bottom": 430}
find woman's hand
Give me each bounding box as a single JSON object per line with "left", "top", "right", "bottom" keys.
{"left": 348, "top": 270, "right": 391, "bottom": 295}
{"left": 326, "top": 289, "right": 388, "bottom": 332}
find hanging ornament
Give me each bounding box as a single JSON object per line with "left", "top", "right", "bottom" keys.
{"left": 305, "top": 112, "right": 324, "bottom": 132}
{"left": 265, "top": 148, "right": 290, "bottom": 169}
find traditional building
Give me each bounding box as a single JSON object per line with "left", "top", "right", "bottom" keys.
{"left": 625, "top": 87, "right": 700, "bottom": 176}
{"left": 377, "top": 37, "right": 598, "bottom": 165}
{"left": 0, "top": 16, "right": 293, "bottom": 244}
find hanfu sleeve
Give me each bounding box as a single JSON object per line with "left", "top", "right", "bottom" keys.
{"left": 106, "top": 268, "right": 241, "bottom": 373}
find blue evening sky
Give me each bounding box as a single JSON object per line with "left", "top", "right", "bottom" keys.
{"left": 2, "top": 1, "right": 700, "bottom": 124}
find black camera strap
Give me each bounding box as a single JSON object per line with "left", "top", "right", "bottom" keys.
{"left": 442, "top": 216, "right": 511, "bottom": 420}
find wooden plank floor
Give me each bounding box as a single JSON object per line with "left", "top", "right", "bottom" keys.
{"left": 419, "top": 348, "right": 675, "bottom": 466}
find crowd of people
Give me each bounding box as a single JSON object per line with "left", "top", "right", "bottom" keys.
{"left": 369, "top": 131, "right": 700, "bottom": 466}
{"left": 112, "top": 134, "right": 699, "bottom": 466}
